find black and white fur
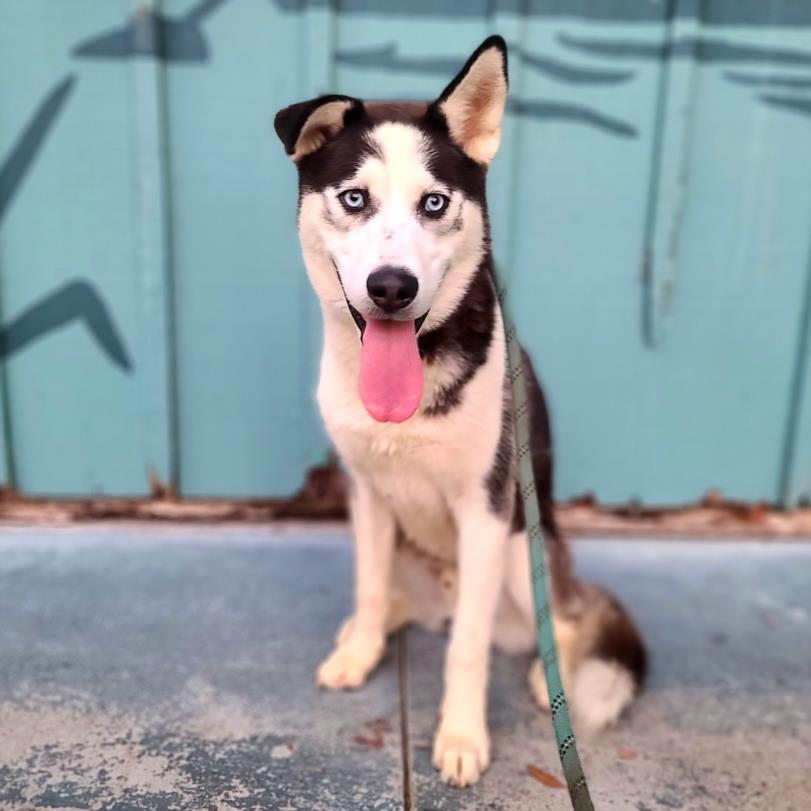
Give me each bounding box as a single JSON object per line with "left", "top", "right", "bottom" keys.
{"left": 275, "top": 36, "right": 646, "bottom": 787}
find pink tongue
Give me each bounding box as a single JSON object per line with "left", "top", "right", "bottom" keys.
{"left": 359, "top": 319, "right": 423, "bottom": 423}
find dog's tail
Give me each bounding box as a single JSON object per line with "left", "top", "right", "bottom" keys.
{"left": 527, "top": 579, "right": 647, "bottom": 731}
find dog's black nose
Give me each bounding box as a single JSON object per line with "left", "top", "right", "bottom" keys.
{"left": 366, "top": 267, "right": 418, "bottom": 314}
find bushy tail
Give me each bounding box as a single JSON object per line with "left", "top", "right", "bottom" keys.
{"left": 528, "top": 582, "right": 647, "bottom": 731}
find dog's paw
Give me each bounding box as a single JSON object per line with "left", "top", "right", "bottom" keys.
{"left": 316, "top": 634, "right": 384, "bottom": 690}
{"left": 432, "top": 720, "right": 490, "bottom": 787}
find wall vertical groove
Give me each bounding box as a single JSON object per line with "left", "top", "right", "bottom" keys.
{"left": 0, "top": 254, "right": 17, "bottom": 490}
{"left": 639, "top": 0, "right": 680, "bottom": 349}
{"left": 131, "top": 0, "right": 177, "bottom": 493}
{"left": 778, "top": 240, "right": 811, "bottom": 505}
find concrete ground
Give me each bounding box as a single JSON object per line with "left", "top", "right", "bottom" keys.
{"left": 0, "top": 525, "right": 808, "bottom": 811}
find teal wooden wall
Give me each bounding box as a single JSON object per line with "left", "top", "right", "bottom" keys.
{"left": 1, "top": 1, "right": 810, "bottom": 505}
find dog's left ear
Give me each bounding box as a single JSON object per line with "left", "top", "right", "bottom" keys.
{"left": 429, "top": 35, "right": 508, "bottom": 165}
{"left": 274, "top": 94, "right": 363, "bottom": 161}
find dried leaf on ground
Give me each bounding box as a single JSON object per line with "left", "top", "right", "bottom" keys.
{"left": 352, "top": 734, "right": 384, "bottom": 750}
{"left": 527, "top": 764, "right": 565, "bottom": 788}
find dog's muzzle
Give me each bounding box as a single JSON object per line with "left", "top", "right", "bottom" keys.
{"left": 333, "top": 263, "right": 428, "bottom": 340}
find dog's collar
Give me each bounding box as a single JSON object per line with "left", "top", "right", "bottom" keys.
{"left": 333, "top": 263, "right": 428, "bottom": 340}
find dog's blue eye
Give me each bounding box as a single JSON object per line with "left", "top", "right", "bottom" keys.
{"left": 339, "top": 189, "right": 367, "bottom": 211}
{"left": 421, "top": 193, "right": 449, "bottom": 217}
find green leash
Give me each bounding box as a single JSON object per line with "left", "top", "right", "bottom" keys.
{"left": 496, "top": 276, "right": 596, "bottom": 811}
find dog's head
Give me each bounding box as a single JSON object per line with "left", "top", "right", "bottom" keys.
{"left": 275, "top": 36, "right": 508, "bottom": 423}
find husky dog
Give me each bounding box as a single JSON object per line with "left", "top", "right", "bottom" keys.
{"left": 274, "top": 36, "right": 646, "bottom": 787}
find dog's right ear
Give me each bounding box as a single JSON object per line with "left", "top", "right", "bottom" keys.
{"left": 274, "top": 95, "right": 363, "bottom": 162}
{"left": 429, "top": 36, "right": 508, "bottom": 165}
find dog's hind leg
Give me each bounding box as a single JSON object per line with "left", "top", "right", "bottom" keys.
{"left": 503, "top": 529, "right": 647, "bottom": 730}
{"left": 386, "top": 543, "right": 453, "bottom": 635}
{"left": 501, "top": 530, "right": 579, "bottom": 695}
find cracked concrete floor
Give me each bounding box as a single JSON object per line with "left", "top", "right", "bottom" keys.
{"left": 0, "top": 525, "right": 808, "bottom": 810}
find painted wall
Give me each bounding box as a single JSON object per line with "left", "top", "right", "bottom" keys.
{"left": 0, "top": 0, "right": 809, "bottom": 505}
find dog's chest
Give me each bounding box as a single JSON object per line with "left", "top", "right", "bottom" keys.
{"left": 337, "top": 416, "right": 476, "bottom": 559}
{"left": 318, "top": 328, "right": 504, "bottom": 558}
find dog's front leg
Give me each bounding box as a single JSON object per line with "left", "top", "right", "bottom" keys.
{"left": 317, "top": 476, "right": 395, "bottom": 690}
{"left": 433, "top": 494, "right": 509, "bottom": 787}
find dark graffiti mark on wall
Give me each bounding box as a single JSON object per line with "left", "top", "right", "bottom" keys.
{"left": 558, "top": 33, "right": 811, "bottom": 123}
{"left": 725, "top": 71, "right": 811, "bottom": 90}
{"left": 559, "top": 33, "right": 811, "bottom": 67}
{"left": 507, "top": 99, "right": 637, "bottom": 138}
{"left": 72, "top": 0, "right": 231, "bottom": 63}
{"left": 0, "top": 281, "right": 133, "bottom": 372}
{"left": 1, "top": 79, "right": 132, "bottom": 372}
{"left": 520, "top": 50, "right": 633, "bottom": 85}
{"left": 759, "top": 95, "right": 811, "bottom": 119}
{"left": 336, "top": 43, "right": 637, "bottom": 137}
{"left": 0, "top": 75, "right": 76, "bottom": 226}
{"left": 273, "top": 0, "right": 811, "bottom": 27}
{"left": 336, "top": 43, "right": 635, "bottom": 85}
